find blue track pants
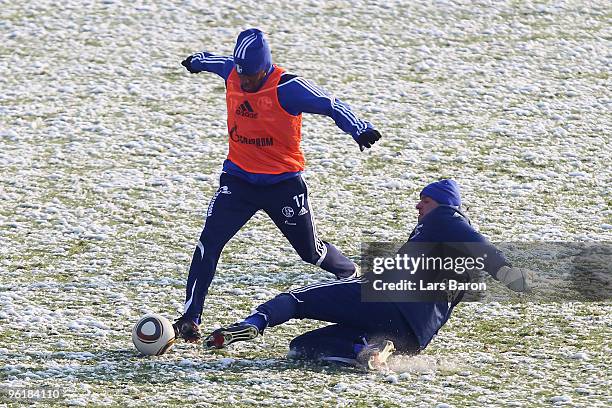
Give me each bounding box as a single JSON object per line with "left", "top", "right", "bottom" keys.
{"left": 184, "top": 173, "right": 356, "bottom": 322}
{"left": 255, "top": 278, "right": 420, "bottom": 361}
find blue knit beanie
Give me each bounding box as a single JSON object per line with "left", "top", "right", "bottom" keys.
{"left": 420, "top": 179, "right": 462, "bottom": 207}
{"left": 233, "top": 28, "right": 272, "bottom": 75}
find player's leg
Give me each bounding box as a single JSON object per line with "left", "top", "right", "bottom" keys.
{"left": 259, "top": 279, "right": 410, "bottom": 334}
{"left": 281, "top": 281, "right": 414, "bottom": 367}
{"left": 176, "top": 173, "right": 259, "bottom": 340}
{"left": 287, "top": 323, "right": 365, "bottom": 363}
{"left": 205, "top": 278, "right": 419, "bottom": 354}
{"left": 288, "top": 324, "right": 397, "bottom": 370}
{"left": 204, "top": 279, "right": 362, "bottom": 348}
{"left": 262, "top": 175, "right": 356, "bottom": 278}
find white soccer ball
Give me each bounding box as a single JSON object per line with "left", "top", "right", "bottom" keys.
{"left": 132, "top": 314, "right": 176, "bottom": 356}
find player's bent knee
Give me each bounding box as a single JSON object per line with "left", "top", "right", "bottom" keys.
{"left": 297, "top": 251, "right": 320, "bottom": 265}
{"left": 289, "top": 332, "right": 308, "bottom": 349}
{"left": 288, "top": 333, "right": 314, "bottom": 359}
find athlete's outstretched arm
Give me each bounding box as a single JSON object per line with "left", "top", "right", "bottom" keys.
{"left": 181, "top": 52, "right": 235, "bottom": 80}
{"left": 277, "top": 75, "right": 381, "bottom": 150}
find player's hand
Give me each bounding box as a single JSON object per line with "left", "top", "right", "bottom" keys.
{"left": 181, "top": 56, "right": 197, "bottom": 73}
{"left": 356, "top": 129, "right": 381, "bottom": 151}
{"left": 496, "top": 266, "right": 533, "bottom": 293}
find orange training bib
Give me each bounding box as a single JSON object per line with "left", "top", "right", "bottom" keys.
{"left": 226, "top": 66, "right": 304, "bottom": 174}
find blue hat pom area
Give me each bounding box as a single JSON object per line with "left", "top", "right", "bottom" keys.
{"left": 233, "top": 28, "right": 272, "bottom": 75}
{"left": 420, "top": 179, "right": 462, "bottom": 207}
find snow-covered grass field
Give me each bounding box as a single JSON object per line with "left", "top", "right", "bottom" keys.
{"left": 1, "top": 0, "right": 611, "bottom": 406}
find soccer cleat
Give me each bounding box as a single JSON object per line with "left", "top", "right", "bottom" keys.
{"left": 356, "top": 340, "right": 396, "bottom": 371}
{"left": 173, "top": 316, "right": 201, "bottom": 343}
{"left": 204, "top": 323, "right": 259, "bottom": 349}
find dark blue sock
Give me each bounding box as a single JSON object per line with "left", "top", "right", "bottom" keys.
{"left": 353, "top": 343, "right": 365, "bottom": 356}
{"left": 243, "top": 312, "right": 268, "bottom": 333}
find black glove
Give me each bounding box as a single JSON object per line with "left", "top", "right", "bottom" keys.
{"left": 181, "top": 56, "right": 197, "bottom": 74}
{"left": 173, "top": 316, "right": 201, "bottom": 343}
{"left": 355, "top": 129, "right": 381, "bottom": 151}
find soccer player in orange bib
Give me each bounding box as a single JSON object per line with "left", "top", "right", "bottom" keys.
{"left": 174, "top": 29, "right": 381, "bottom": 342}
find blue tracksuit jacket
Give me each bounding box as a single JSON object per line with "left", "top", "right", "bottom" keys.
{"left": 397, "top": 205, "right": 511, "bottom": 348}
